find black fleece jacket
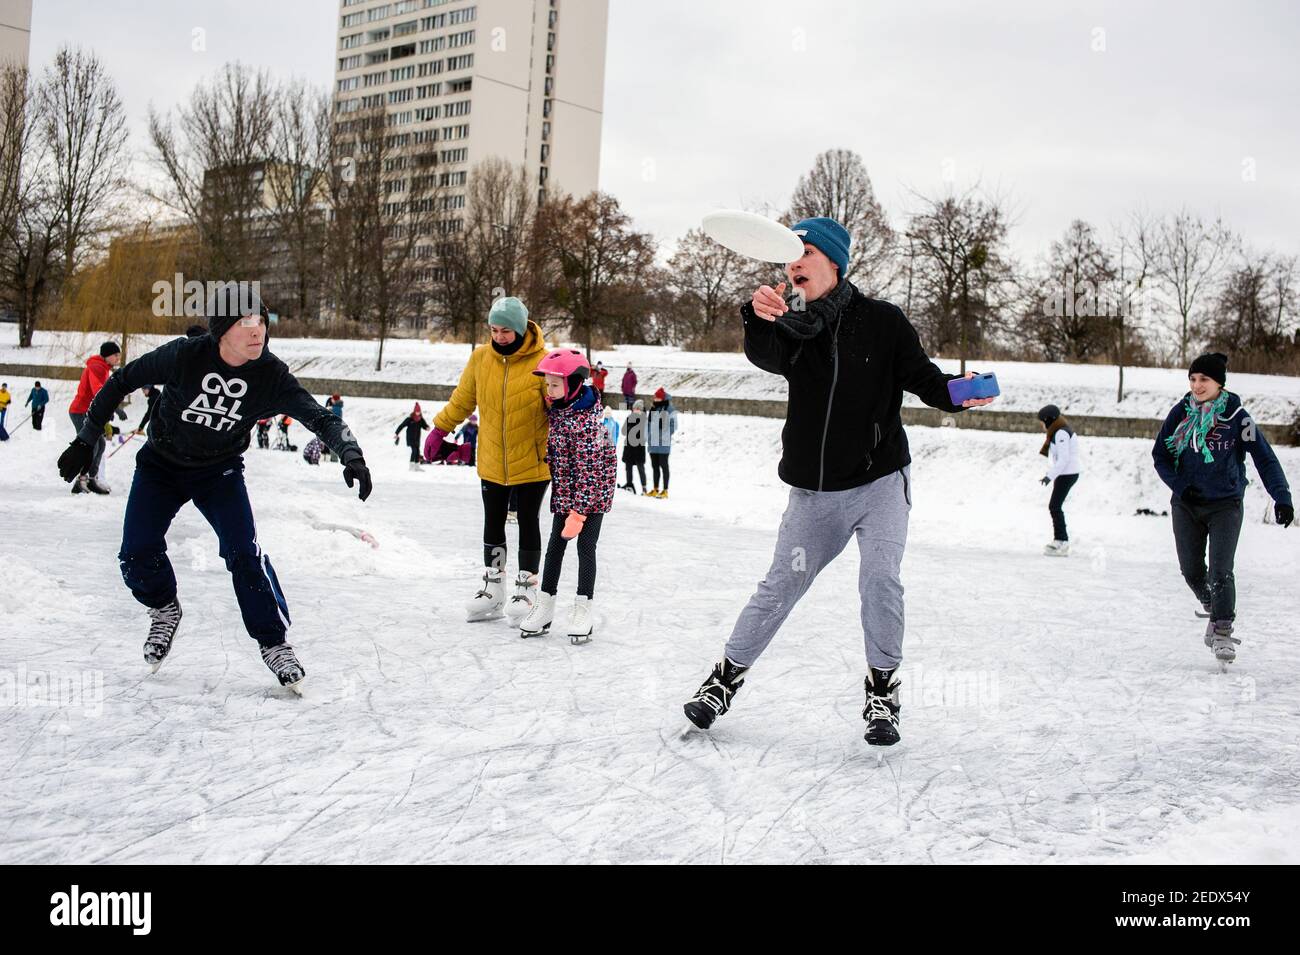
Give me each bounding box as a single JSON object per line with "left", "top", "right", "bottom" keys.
{"left": 742, "top": 287, "right": 965, "bottom": 491}
{"left": 81, "top": 336, "right": 363, "bottom": 468}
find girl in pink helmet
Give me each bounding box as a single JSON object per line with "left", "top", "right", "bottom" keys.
{"left": 519, "top": 349, "right": 618, "bottom": 643}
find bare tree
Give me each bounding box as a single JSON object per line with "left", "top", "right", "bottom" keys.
{"left": 665, "top": 227, "right": 762, "bottom": 349}
{"left": 787, "top": 148, "right": 897, "bottom": 295}
{"left": 1112, "top": 210, "right": 1158, "bottom": 401}
{"left": 906, "top": 188, "right": 1018, "bottom": 371}
{"left": 0, "top": 63, "right": 64, "bottom": 348}
{"left": 1208, "top": 249, "right": 1300, "bottom": 372}
{"left": 1025, "top": 220, "right": 1117, "bottom": 362}
{"left": 38, "top": 45, "right": 129, "bottom": 279}
{"left": 323, "top": 109, "right": 440, "bottom": 370}
{"left": 534, "top": 191, "right": 657, "bottom": 357}
{"left": 147, "top": 63, "right": 276, "bottom": 285}
{"left": 433, "top": 158, "right": 538, "bottom": 349}
{"left": 265, "top": 79, "right": 330, "bottom": 321}
{"left": 1152, "top": 209, "right": 1234, "bottom": 366}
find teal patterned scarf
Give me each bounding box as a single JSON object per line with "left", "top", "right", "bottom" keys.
{"left": 1165, "top": 391, "right": 1229, "bottom": 468}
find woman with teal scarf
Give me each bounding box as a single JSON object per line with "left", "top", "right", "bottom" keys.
{"left": 1152, "top": 352, "right": 1293, "bottom": 666}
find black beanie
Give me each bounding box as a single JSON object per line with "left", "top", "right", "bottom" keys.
{"left": 207, "top": 285, "right": 268, "bottom": 342}
{"left": 1189, "top": 352, "right": 1227, "bottom": 386}
{"left": 1037, "top": 404, "right": 1060, "bottom": 426}
{"left": 99, "top": 341, "right": 120, "bottom": 358}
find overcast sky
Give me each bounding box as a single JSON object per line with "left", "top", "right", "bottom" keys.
{"left": 29, "top": 0, "right": 1300, "bottom": 262}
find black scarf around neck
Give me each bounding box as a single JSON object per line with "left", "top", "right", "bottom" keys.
{"left": 776, "top": 278, "right": 854, "bottom": 341}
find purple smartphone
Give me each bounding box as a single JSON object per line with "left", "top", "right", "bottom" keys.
{"left": 947, "top": 372, "right": 1000, "bottom": 404}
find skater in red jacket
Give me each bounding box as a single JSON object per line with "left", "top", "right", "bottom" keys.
{"left": 67, "top": 341, "right": 122, "bottom": 494}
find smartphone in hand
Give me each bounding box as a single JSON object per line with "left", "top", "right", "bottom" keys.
{"left": 947, "top": 372, "right": 1000, "bottom": 404}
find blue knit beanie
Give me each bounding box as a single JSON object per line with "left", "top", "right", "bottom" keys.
{"left": 488, "top": 296, "right": 528, "bottom": 336}
{"left": 790, "top": 217, "right": 851, "bottom": 277}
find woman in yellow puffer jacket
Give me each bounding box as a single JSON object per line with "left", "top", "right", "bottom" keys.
{"left": 430, "top": 297, "right": 551, "bottom": 625}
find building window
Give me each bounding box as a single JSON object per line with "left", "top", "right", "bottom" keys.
{"left": 539, "top": 166, "right": 549, "bottom": 185}
{"left": 544, "top": 77, "right": 553, "bottom": 95}
{"left": 390, "top": 64, "right": 415, "bottom": 81}
{"left": 342, "top": 12, "right": 364, "bottom": 28}
{"left": 540, "top": 143, "right": 549, "bottom": 163}
{"left": 337, "top": 76, "right": 359, "bottom": 92}
{"left": 418, "top": 59, "right": 443, "bottom": 76}
{"left": 388, "top": 88, "right": 413, "bottom": 104}
{"left": 368, "top": 28, "right": 390, "bottom": 43}
{"left": 449, "top": 6, "right": 477, "bottom": 24}
{"left": 391, "top": 42, "right": 417, "bottom": 59}
{"left": 366, "top": 51, "right": 390, "bottom": 64}
{"left": 448, "top": 29, "right": 475, "bottom": 47}
{"left": 440, "top": 147, "right": 468, "bottom": 163}
{"left": 341, "top": 33, "right": 363, "bottom": 49}
{"left": 415, "top": 106, "right": 441, "bottom": 121}
{"left": 361, "top": 93, "right": 383, "bottom": 109}
{"left": 446, "top": 53, "right": 473, "bottom": 71}
{"left": 542, "top": 121, "right": 551, "bottom": 140}
{"left": 339, "top": 54, "right": 363, "bottom": 70}
{"left": 368, "top": 4, "right": 393, "bottom": 22}
{"left": 363, "top": 70, "right": 386, "bottom": 87}
{"left": 444, "top": 99, "right": 471, "bottom": 117}
{"left": 416, "top": 82, "right": 441, "bottom": 98}
{"left": 448, "top": 77, "right": 472, "bottom": 93}
{"left": 394, "top": 19, "right": 419, "bottom": 37}
{"left": 419, "top": 36, "right": 446, "bottom": 53}
{"left": 422, "top": 13, "right": 446, "bottom": 29}
{"left": 543, "top": 98, "right": 551, "bottom": 117}
{"left": 549, "top": 9, "right": 558, "bottom": 27}
{"left": 546, "top": 54, "right": 554, "bottom": 74}
{"left": 547, "top": 31, "right": 555, "bottom": 52}
{"left": 394, "top": 0, "right": 419, "bottom": 12}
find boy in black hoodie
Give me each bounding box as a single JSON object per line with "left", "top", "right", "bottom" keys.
{"left": 56, "top": 298, "right": 373, "bottom": 692}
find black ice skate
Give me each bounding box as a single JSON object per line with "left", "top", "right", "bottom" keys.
{"left": 683, "top": 658, "right": 749, "bottom": 729}
{"left": 261, "top": 642, "right": 306, "bottom": 694}
{"left": 863, "top": 667, "right": 901, "bottom": 746}
{"left": 144, "top": 598, "right": 183, "bottom": 673}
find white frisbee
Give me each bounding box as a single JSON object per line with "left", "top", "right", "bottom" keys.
{"left": 701, "top": 209, "right": 806, "bottom": 264}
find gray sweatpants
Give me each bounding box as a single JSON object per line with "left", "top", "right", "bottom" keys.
{"left": 724, "top": 467, "right": 912, "bottom": 671}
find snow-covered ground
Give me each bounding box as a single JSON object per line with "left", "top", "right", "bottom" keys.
{"left": 2, "top": 388, "right": 1298, "bottom": 864}
{"left": 4, "top": 325, "right": 1299, "bottom": 423}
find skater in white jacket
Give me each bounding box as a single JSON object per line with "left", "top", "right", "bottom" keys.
{"left": 1037, "top": 405, "right": 1080, "bottom": 556}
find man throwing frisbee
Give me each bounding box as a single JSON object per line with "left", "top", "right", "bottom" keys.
{"left": 682, "top": 216, "right": 996, "bottom": 745}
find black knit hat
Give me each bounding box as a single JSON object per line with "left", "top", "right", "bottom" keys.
{"left": 1037, "top": 404, "right": 1061, "bottom": 426}
{"left": 1189, "top": 352, "right": 1227, "bottom": 386}
{"left": 208, "top": 290, "right": 270, "bottom": 342}
{"left": 99, "top": 341, "right": 120, "bottom": 358}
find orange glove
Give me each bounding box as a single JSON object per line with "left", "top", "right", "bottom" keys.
{"left": 561, "top": 510, "right": 586, "bottom": 539}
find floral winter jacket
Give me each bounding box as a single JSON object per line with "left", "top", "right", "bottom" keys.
{"left": 545, "top": 386, "right": 617, "bottom": 515}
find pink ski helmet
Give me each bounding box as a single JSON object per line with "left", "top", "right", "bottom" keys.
{"left": 533, "top": 348, "right": 591, "bottom": 400}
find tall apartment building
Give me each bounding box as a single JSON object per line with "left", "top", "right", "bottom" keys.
{"left": 333, "top": 0, "right": 607, "bottom": 215}
{"left": 0, "top": 0, "right": 32, "bottom": 68}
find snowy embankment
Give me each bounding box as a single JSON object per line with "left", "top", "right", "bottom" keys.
{"left": 4, "top": 325, "right": 1298, "bottom": 424}
{"left": 2, "top": 381, "right": 1298, "bottom": 864}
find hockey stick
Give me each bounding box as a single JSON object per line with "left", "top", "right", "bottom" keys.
{"left": 108, "top": 431, "right": 139, "bottom": 458}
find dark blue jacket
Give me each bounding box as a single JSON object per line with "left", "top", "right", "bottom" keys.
{"left": 1152, "top": 391, "right": 1291, "bottom": 506}
{"left": 26, "top": 386, "right": 49, "bottom": 409}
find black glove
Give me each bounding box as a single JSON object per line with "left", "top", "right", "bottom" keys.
{"left": 57, "top": 439, "right": 93, "bottom": 482}
{"left": 1040, "top": 476, "right": 1051, "bottom": 486}
{"left": 114, "top": 408, "right": 128, "bottom": 421}
{"left": 342, "top": 455, "right": 372, "bottom": 502}
{"left": 1277, "top": 503, "right": 1294, "bottom": 528}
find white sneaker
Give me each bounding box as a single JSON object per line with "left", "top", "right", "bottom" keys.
{"left": 1043, "top": 540, "right": 1070, "bottom": 557}
{"left": 520, "top": 591, "right": 556, "bottom": 638}
{"left": 568, "top": 596, "right": 594, "bottom": 645}
{"left": 504, "top": 570, "right": 538, "bottom": 627}
{"left": 466, "top": 568, "right": 506, "bottom": 622}
{"left": 408, "top": 461, "right": 420, "bottom": 472}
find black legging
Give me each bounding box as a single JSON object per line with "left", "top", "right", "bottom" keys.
{"left": 408, "top": 444, "right": 421, "bottom": 463}
{"left": 481, "top": 479, "right": 548, "bottom": 573}
{"left": 540, "top": 512, "right": 605, "bottom": 597}
{"left": 624, "top": 460, "right": 646, "bottom": 491}
{"left": 650, "top": 452, "right": 670, "bottom": 490}
{"left": 1048, "top": 473, "right": 1079, "bottom": 541}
